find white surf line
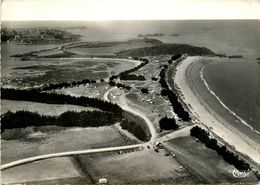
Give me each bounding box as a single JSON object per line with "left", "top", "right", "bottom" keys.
{"left": 175, "top": 56, "right": 260, "bottom": 164}
{"left": 201, "top": 65, "right": 260, "bottom": 136}
{"left": 0, "top": 144, "right": 144, "bottom": 171}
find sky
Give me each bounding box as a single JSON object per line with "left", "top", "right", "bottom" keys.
{"left": 1, "top": 0, "right": 260, "bottom": 20}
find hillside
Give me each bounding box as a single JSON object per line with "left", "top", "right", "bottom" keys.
{"left": 116, "top": 44, "right": 215, "bottom": 57}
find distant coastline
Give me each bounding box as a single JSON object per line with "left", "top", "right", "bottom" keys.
{"left": 1, "top": 28, "right": 81, "bottom": 44}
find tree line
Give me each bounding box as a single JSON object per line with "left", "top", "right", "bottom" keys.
{"left": 119, "top": 74, "right": 146, "bottom": 81}
{"left": 158, "top": 65, "right": 191, "bottom": 121}
{"left": 118, "top": 58, "right": 148, "bottom": 81}
{"left": 119, "top": 57, "right": 149, "bottom": 80}
{"left": 1, "top": 110, "right": 121, "bottom": 132}
{"left": 108, "top": 81, "right": 132, "bottom": 91}
{"left": 168, "top": 54, "right": 182, "bottom": 64}
{"left": 40, "top": 78, "right": 97, "bottom": 91}
{"left": 190, "top": 126, "right": 250, "bottom": 171}
{"left": 109, "top": 58, "right": 149, "bottom": 84}
{"left": 1, "top": 88, "right": 122, "bottom": 114}
{"left": 108, "top": 58, "right": 149, "bottom": 90}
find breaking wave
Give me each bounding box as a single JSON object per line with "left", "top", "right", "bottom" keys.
{"left": 200, "top": 65, "right": 260, "bottom": 135}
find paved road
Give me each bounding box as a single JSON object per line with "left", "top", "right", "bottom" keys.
{"left": 1, "top": 144, "right": 144, "bottom": 170}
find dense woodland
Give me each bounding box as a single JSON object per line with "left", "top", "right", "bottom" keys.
{"left": 1, "top": 110, "right": 121, "bottom": 131}
{"left": 159, "top": 65, "right": 191, "bottom": 121}
{"left": 1, "top": 88, "right": 122, "bottom": 114}
{"left": 159, "top": 117, "right": 179, "bottom": 130}
{"left": 190, "top": 126, "right": 250, "bottom": 171}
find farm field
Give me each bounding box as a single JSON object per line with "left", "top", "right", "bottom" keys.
{"left": 75, "top": 149, "right": 195, "bottom": 184}
{"left": 2, "top": 157, "right": 82, "bottom": 185}
{"left": 1, "top": 125, "right": 138, "bottom": 164}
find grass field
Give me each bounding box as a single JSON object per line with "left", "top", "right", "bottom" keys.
{"left": 3, "top": 58, "right": 135, "bottom": 88}
{"left": 75, "top": 149, "right": 194, "bottom": 184}
{"left": 1, "top": 157, "right": 82, "bottom": 185}
{"left": 1, "top": 125, "right": 138, "bottom": 164}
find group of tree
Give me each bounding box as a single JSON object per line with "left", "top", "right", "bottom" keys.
{"left": 159, "top": 117, "right": 179, "bottom": 130}
{"left": 108, "top": 81, "right": 132, "bottom": 91}
{"left": 119, "top": 74, "right": 145, "bottom": 81}
{"left": 1, "top": 110, "right": 121, "bottom": 132}
{"left": 190, "top": 126, "right": 250, "bottom": 171}
{"left": 1, "top": 88, "right": 122, "bottom": 114}
{"left": 40, "top": 78, "right": 97, "bottom": 91}
{"left": 141, "top": 88, "right": 149, "bottom": 94}
{"left": 151, "top": 77, "right": 158, "bottom": 81}
{"left": 108, "top": 57, "right": 149, "bottom": 90}
{"left": 121, "top": 119, "right": 148, "bottom": 141}
{"left": 158, "top": 66, "right": 191, "bottom": 121}
{"left": 171, "top": 54, "right": 182, "bottom": 61}
{"left": 118, "top": 58, "right": 148, "bottom": 81}
{"left": 168, "top": 54, "right": 183, "bottom": 64}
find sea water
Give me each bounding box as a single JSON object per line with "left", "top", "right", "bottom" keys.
{"left": 203, "top": 60, "right": 260, "bottom": 132}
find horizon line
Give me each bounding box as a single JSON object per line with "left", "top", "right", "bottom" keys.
{"left": 2, "top": 18, "right": 260, "bottom": 22}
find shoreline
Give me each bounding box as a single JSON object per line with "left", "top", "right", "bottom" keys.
{"left": 201, "top": 65, "right": 260, "bottom": 135}
{"left": 174, "top": 56, "right": 260, "bottom": 166}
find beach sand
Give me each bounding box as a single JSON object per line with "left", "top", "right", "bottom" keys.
{"left": 174, "top": 56, "right": 260, "bottom": 167}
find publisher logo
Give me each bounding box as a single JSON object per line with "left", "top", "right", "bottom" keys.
{"left": 232, "top": 168, "right": 251, "bottom": 178}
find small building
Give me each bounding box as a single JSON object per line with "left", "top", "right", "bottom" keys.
{"left": 99, "top": 178, "right": 108, "bottom": 184}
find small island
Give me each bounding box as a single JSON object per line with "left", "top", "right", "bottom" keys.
{"left": 137, "top": 33, "right": 165, "bottom": 37}
{"left": 227, "top": 55, "right": 244, "bottom": 58}
{"left": 1, "top": 27, "right": 81, "bottom": 44}
{"left": 169, "top": 33, "right": 180, "bottom": 36}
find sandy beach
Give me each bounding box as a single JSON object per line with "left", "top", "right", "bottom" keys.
{"left": 174, "top": 56, "right": 260, "bottom": 166}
